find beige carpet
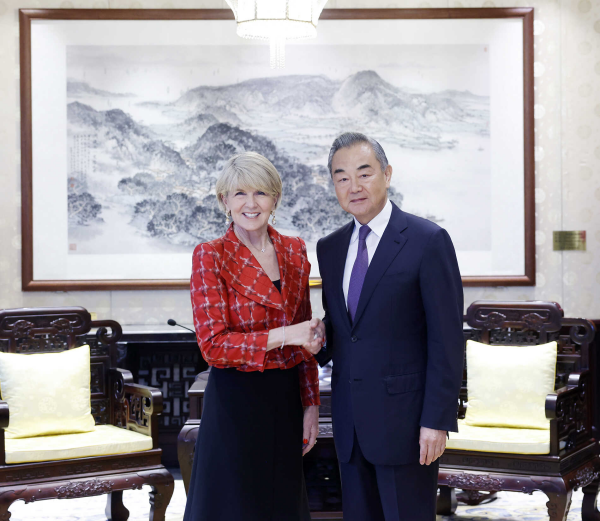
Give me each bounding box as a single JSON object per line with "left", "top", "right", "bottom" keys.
{"left": 6, "top": 479, "right": 587, "bottom": 520}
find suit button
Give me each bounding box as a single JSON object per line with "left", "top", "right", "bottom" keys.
{"left": 351, "top": 336, "right": 358, "bottom": 343}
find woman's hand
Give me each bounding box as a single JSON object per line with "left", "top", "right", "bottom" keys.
{"left": 302, "top": 405, "right": 319, "bottom": 456}
{"left": 266, "top": 319, "right": 325, "bottom": 352}
{"left": 286, "top": 319, "right": 325, "bottom": 350}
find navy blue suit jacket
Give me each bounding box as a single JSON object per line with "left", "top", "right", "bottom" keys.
{"left": 315, "top": 202, "right": 464, "bottom": 466}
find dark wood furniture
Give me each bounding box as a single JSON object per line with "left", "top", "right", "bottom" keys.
{"left": 178, "top": 365, "right": 341, "bottom": 519}
{"left": 119, "top": 327, "right": 207, "bottom": 466}
{"left": 0, "top": 307, "right": 174, "bottom": 521}
{"left": 438, "top": 300, "right": 599, "bottom": 521}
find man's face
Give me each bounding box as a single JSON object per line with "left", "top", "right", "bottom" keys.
{"left": 331, "top": 143, "right": 392, "bottom": 225}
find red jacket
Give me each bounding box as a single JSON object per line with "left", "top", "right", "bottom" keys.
{"left": 190, "top": 224, "right": 320, "bottom": 406}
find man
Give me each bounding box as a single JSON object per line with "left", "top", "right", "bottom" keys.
{"left": 314, "top": 133, "right": 464, "bottom": 521}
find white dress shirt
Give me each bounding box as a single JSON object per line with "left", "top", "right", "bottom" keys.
{"left": 343, "top": 199, "right": 393, "bottom": 307}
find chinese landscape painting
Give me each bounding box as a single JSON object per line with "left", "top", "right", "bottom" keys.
{"left": 65, "top": 44, "right": 490, "bottom": 257}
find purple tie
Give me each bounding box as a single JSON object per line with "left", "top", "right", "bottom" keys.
{"left": 347, "top": 225, "right": 371, "bottom": 322}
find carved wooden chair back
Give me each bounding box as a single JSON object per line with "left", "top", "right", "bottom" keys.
{"left": 0, "top": 306, "right": 122, "bottom": 431}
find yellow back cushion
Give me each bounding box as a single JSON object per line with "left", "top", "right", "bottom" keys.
{"left": 0, "top": 345, "right": 96, "bottom": 439}
{"left": 464, "top": 340, "right": 557, "bottom": 430}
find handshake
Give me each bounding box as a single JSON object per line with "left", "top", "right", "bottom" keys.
{"left": 286, "top": 318, "right": 326, "bottom": 355}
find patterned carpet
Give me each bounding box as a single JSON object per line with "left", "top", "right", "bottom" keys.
{"left": 6, "top": 479, "right": 586, "bottom": 520}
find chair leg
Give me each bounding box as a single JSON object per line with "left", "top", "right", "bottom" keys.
{"left": 437, "top": 486, "right": 457, "bottom": 515}
{"left": 582, "top": 477, "right": 600, "bottom": 521}
{"left": 545, "top": 488, "right": 573, "bottom": 521}
{"left": 0, "top": 503, "right": 11, "bottom": 521}
{"left": 148, "top": 472, "right": 175, "bottom": 521}
{"left": 0, "top": 490, "right": 15, "bottom": 521}
{"left": 106, "top": 491, "right": 130, "bottom": 521}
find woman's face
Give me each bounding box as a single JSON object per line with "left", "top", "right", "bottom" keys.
{"left": 222, "top": 187, "right": 277, "bottom": 234}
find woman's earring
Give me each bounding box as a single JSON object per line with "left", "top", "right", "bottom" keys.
{"left": 271, "top": 211, "right": 276, "bottom": 225}
{"left": 225, "top": 210, "right": 231, "bottom": 223}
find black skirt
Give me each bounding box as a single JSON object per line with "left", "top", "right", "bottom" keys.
{"left": 183, "top": 365, "right": 311, "bottom": 521}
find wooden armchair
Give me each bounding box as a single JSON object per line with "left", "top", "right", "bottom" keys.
{"left": 438, "top": 300, "right": 598, "bottom": 521}
{"left": 0, "top": 307, "right": 174, "bottom": 520}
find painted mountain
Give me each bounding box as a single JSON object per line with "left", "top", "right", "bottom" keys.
{"left": 66, "top": 69, "right": 489, "bottom": 254}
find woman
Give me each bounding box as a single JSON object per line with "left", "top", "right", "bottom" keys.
{"left": 184, "top": 152, "right": 323, "bottom": 521}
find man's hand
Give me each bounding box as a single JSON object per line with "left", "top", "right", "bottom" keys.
{"left": 312, "top": 318, "right": 326, "bottom": 342}
{"left": 419, "top": 427, "right": 446, "bottom": 465}
{"left": 302, "top": 318, "right": 325, "bottom": 355}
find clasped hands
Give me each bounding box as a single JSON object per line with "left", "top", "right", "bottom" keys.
{"left": 296, "top": 318, "right": 326, "bottom": 355}
{"left": 267, "top": 319, "right": 325, "bottom": 354}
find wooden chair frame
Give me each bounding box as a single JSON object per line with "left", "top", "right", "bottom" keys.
{"left": 0, "top": 307, "right": 174, "bottom": 521}
{"left": 438, "top": 300, "right": 599, "bottom": 521}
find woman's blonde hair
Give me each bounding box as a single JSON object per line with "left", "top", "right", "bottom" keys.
{"left": 215, "top": 152, "right": 283, "bottom": 212}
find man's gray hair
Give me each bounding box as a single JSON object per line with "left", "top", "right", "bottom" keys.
{"left": 327, "top": 132, "right": 389, "bottom": 175}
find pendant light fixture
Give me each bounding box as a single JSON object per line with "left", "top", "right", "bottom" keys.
{"left": 225, "top": 0, "right": 329, "bottom": 68}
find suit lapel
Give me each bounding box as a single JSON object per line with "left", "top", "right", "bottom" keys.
{"left": 351, "top": 204, "right": 409, "bottom": 331}
{"left": 331, "top": 221, "right": 354, "bottom": 331}
{"left": 220, "top": 225, "right": 283, "bottom": 311}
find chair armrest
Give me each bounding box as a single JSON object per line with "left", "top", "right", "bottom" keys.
{"left": 109, "top": 368, "right": 163, "bottom": 449}
{"left": 0, "top": 400, "right": 8, "bottom": 465}
{"left": 545, "top": 386, "right": 579, "bottom": 420}
{"left": 545, "top": 372, "right": 591, "bottom": 454}
{"left": 545, "top": 372, "right": 587, "bottom": 420}
{"left": 0, "top": 400, "right": 9, "bottom": 430}
{"left": 189, "top": 374, "right": 207, "bottom": 396}
{"left": 110, "top": 367, "right": 134, "bottom": 391}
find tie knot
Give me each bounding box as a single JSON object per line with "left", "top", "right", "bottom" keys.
{"left": 358, "top": 225, "right": 371, "bottom": 242}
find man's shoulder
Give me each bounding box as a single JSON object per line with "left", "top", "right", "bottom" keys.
{"left": 403, "top": 211, "right": 444, "bottom": 234}
{"left": 317, "top": 220, "right": 353, "bottom": 250}
{"left": 395, "top": 207, "right": 449, "bottom": 243}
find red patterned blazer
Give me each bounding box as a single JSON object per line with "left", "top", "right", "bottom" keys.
{"left": 190, "top": 224, "right": 320, "bottom": 406}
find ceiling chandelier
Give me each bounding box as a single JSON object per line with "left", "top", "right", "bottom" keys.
{"left": 225, "top": 0, "right": 329, "bottom": 69}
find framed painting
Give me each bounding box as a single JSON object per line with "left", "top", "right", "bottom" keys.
{"left": 20, "top": 8, "right": 534, "bottom": 290}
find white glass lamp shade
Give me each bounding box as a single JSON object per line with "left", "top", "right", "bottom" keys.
{"left": 225, "top": 0, "right": 329, "bottom": 68}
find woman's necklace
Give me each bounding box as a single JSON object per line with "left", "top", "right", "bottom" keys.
{"left": 234, "top": 226, "right": 270, "bottom": 253}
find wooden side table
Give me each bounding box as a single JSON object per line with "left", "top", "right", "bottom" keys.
{"left": 118, "top": 326, "right": 207, "bottom": 466}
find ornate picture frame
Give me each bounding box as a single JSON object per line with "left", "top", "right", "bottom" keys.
{"left": 20, "top": 8, "right": 534, "bottom": 290}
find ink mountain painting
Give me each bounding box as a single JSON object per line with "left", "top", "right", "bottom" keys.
{"left": 66, "top": 44, "right": 490, "bottom": 256}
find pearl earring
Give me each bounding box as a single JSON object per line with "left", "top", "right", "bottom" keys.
{"left": 271, "top": 211, "right": 276, "bottom": 225}
{"left": 225, "top": 210, "right": 231, "bottom": 223}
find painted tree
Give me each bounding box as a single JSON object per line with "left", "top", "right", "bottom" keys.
{"left": 68, "top": 192, "right": 103, "bottom": 225}
{"left": 146, "top": 193, "right": 197, "bottom": 238}
{"left": 291, "top": 191, "right": 350, "bottom": 240}
{"left": 134, "top": 199, "right": 159, "bottom": 220}
{"left": 186, "top": 195, "right": 226, "bottom": 242}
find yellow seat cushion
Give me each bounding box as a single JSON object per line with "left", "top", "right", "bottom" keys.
{"left": 0, "top": 345, "right": 95, "bottom": 438}
{"left": 5, "top": 424, "right": 153, "bottom": 464}
{"left": 447, "top": 419, "right": 550, "bottom": 454}
{"left": 464, "top": 340, "right": 557, "bottom": 430}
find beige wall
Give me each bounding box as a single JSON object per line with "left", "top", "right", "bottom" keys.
{"left": 0, "top": 0, "right": 599, "bottom": 325}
